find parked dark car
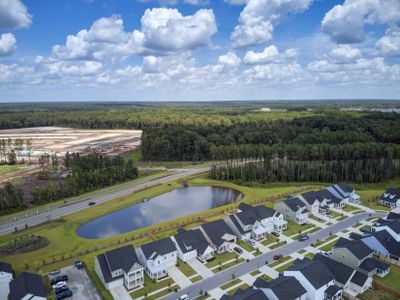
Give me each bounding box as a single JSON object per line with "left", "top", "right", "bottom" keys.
{"left": 271, "top": 231, "right": 280, "bottom": 237}
{"left": 234, "top": 247, "right": 243, "bottom": 254}
{"left": 273, "top": 254, "right": 283, "bottom": 260}
{"left": 56, "top": 289, "right": 73, "bottom": 300}
{"left": 75, "top": 260, "right": 84, "bottom": 269}
{"left": 88, "top": 201, "right": 96, "bottom": 206}
{"left": 51, "top": 275, "right": 68, "bottom": 285}
{"left": 54, "top": 286, "right": 69, "bottom": 295}
{"left": 298, "top": 234, "right": 309, "bottom": 241}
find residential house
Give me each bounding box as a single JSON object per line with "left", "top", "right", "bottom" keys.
{"left": 95, "top": 245, "right": 144, "bottom": 291}
{"left": 9, "top": 272, "right": 46, "bottom": 300}
{"left": 0, "top": 262, "right": 13, "bottom": 300}
{"left": 348, "top": 271, "right": 372, "bottom": 295}
{"left": 330, "top": 237, "right": 390, "bottom": 277}
{"left": 361, "top": 230, "right": 400, "bottom": 261}
{"left": 171, "top": 228, "right": 214, "bottom": 262}
{"left": 330, "top": 238, "right": 374, "bottom": 270}
{"left": 225, "top": 203, "right": 287, "bottom": 241}
{"left": 254, "top": 276, "right": 307, "bottom": 300}
{"left": 220, "top": 287, "right": 269, "bottom": 300}
{"left": 274, "top": 197, "right": 309, "bottom": 224}
{"left": 371, "top": 219, "right": 400, "bottom": 242}
{"left": 284, "top": 259, "right": 338, "bottom": 300}
{"left": 312, "top": 254, "right": 372, "bottom": 298}
{"left": 378, "top": 188, "right": 400, "bottom": 209}
{"left": 298, "top": 191, "right": 321, "bottom": 215}
{"left": 199, "top": 219, "right": 237, "bottom": 253}
{"left": 317, "top": 189, "right": 346, "bottom": 209}
{"left": 327, "top": 182, "right": 360, "bottom": 203}
{"left": 386, "top": 212, "right": 400, "bottom": 220}
{"left": 136, "top": 237, "right": 177, "bottom": 280}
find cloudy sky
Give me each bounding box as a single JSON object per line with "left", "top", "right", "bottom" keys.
{"left": 0, "top": 0, "right": 399, "bottom": 102}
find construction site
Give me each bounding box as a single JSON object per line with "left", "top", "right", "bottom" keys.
{"left": 0, "top": 127, "right": 142, "bottom": 160}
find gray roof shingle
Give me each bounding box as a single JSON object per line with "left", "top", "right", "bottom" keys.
{"left": 350, "top": 271, "right": 369, "bottom": 287}
{"left": 105, "top": 245, "right": 141, "bottom": 273}
{"left": 141, "top": 237, "right": 177, "bottom": 260}
{"left": 0, "top": 261, "right": 12, "bottom": 274}
{"left": 173, "top": 228, "right": 210, "bottom": 255}
{"left": 201, "top": 219, "right": 235, "bottom": 247}
{"left": 9, "top": 272, "right": 46, "bottom": 300}
{"left": 254, "top": 276, "right": 306, "bottom": 300}
{"left": 283, "top": 197, "right": 307, "bottom": 212}
{"left": 286, "top": 259, "right": 335, "bottom": 289}
{"left": 313, "top": 254, "right": 354, "bottom": 286}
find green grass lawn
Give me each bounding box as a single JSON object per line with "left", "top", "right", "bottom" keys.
{"left": 0, "top": 163, "right": 28, "bottom": 175}
{"left": 250, "top": 270, "right": 261, "bottom": 276}
{"left": 320, "top": 240, "right": 339, "bottom": 252}
{"left": 258, "top": 274, "right": 272, "bottom": 282}
{"left": 312, "top": 235, "right": 338, "bottom": 248}
{"left": 304, "top": 252, "right": 315, "bottom": 260}
{"left": 227, "top": 283, "right": 250, "bottom": 296}
{"left": 270, "top": 256, "right": 292, "bottom": 268}
{"left": 237, "top": 240, "right": 255, "bottom": 252}
{"left": 375, "top": 264, "right": 400, "bottom": 292}
{"left": 205, "top": 252, "right": 238, "bottom": 268}
{"left": 177, "top": 260, "right": 197, "bottom": 277}
{"left": 360, "top": 198, "right": 391, "bottom": 212}
{"left": 342, "top": 205, "right": 358, "bottom": 213}
{"left": 221, "top": 278, "right": 241, "bottom": 290}
{"left": 269, "top": 241, "right": 287, "bottom": 250}
{"left": 130, "top": 275, "right": 175, "bottom": 299}
{"left": 212, "top": 258, "right": 245, "bottom": 273}
{"left": 359, "top": 289, "right": 398, "bottom": 300}
{"left": 284, "top": 221, "right": 315, "bottom": 237}
{"left": 191, "top": 275, "right": 202, "bottom": 283}
{"left": 260, "top": 234, "right": 279, "bottom": 246}
{"left": 309, "top": 215, "right": 326, "bottom": 223}
{"left": 328, "top": 210, "right": 342, "bottom": 218}
{"left": 337, "top": 215, "right": 348, "bottom": 221}
{"left": 276, "top": 261, "right": 294, "bottom": 273}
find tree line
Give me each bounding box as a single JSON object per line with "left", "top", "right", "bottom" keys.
{"left": 209, "top": 143, "right": 400, "bottom": 184}
{"left": 0, "top": 153, "right": 138, "bottom": 213}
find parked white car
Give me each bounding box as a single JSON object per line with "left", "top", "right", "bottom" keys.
{"left": 178, "top": 295, "right": 189, "bottom": 300}
{"left": 53, "top": 281, "right": 67, "bottom": 289}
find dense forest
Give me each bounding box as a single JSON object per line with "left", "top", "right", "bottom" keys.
{"left": 0, "top": 153, "right": 138, "bottom": 214}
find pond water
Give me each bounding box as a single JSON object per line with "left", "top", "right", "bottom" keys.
{"left": 77, "top": 186, "right": 243, "bottom": 239}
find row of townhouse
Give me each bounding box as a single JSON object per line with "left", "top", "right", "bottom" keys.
{"left": 378, "top": 188, "right": 400, "bottom": 209}
{"left": 274, "top": 182, "right": 360, "bottom": 224}
{"left": 0, "top": 262, "right": 46, "bottom": 300}
{"left": 95, "top": 203, "right": 287, "bottom": 292}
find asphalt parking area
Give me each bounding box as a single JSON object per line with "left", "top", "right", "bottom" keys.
{"left": 48, "top": 265, "right": 101, "bottom": 300}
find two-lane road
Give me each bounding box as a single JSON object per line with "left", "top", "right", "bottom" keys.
{"left": 161, "top": 211, "right": 386, "bottom": 300}
{"left": 0, "top": 167, "right": 209, "bottom": 236}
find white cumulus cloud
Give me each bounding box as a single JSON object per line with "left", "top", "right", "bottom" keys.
{"left": 322, "top": 0, "right": 400, "bottom": 44}
{"left": 0, "top": 33, "right": 16, "bottom": 56}
{"left": 231, "top": 0, "right": 312, "bottom": 48}
{"left": 0, "top": 0, "right": 31, "bottom": 29}
{"left": 376, "top": 30, "right": 400, "bottom": 57}
{"left": 330, "top": 45, "right": 361, "bottom": 62}
{"left": 218, "top": 52, "right": 241, "bottom": 68}
{"left": 243, "top": 45, "right": 298, "bottom": 64}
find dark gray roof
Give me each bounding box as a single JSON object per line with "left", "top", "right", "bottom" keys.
{"left": 254, "top": 276, "right": 306, "bottom": 300}
{"left": 359, "top": 258, "right": 390, "bottom": 273}
{"left": 387, "top": 220, "right": 400, "bottom": 234}
{"left": 9, "top": 272, "right": 46, "bottom": 300}
{"left": 104, "top": 245, "right": 140, "bottom": 273}
{"left": 201, "top": 219, "right": 235, "bottom": 247}
{"left": 387, "top": 212, "right": 400, "bottom": 220}
{"left": 286, "top": 259, "right": 335, "bottom": 289}
{"left": 97, "top": 253, "right": 123, "bottom": 283}
{"left": 368, "top": 230, "right": 400, "bottom": 257}
{"left": 317, "top": 189, "right": 342, "bottom": 203}
{"left": 236, "top": 210, "right": 258, "bottom": 226}
{"left": 350, "top": 271, "right": 369, "bottom": 287}
{"left": 219, "top": 287, "right": 269, "bottom": 300}
{"left": 230, "top": 215, "right": 251, "bottom": 235}
{"left": 173, "top": 228, "right": 210, "bottom": 255}
{"left": 349, "top": 233, "right": 364, "bottom": 240}
{"left": 284, "top": 197, "right": 307, "bottom": 212}
{"left": 238, "top": 203, "right": 278, "bottom": 220}
{"left": 141, "top": 237, "right": 177, "bottom": 260}
{"left": 380, "top": 188, "right": 400, "bottom": 204}
{"left": 300, "top": 191, "right": 319, "bottom": 205}
{"left": 337, "top": 182, "right": 354, "bottom": 193}
{"left": 325, "top": 285, "right": 342, "bottom": 297}
{"left": 313, "top": 254, "right": 354, "bottom": 286}
{"left": 0, "top": 261, "right": 12, "bottom": 273}
{"left": 334, "top": 238, "right": 373, "bottom": 260}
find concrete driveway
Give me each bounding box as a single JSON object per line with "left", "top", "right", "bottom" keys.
{"left": 187, "top": 259, "right": 213, "bottom": 279}
{"left": 110, "top": 286, "right": 131, "bottom": 300}
{"left": 168, "top": 266, "right": 191, "bottom": 288}
{"left": 160, "top": 212, "right": 387, "bottom": 300}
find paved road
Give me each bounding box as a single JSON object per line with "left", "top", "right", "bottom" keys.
{"left": 0, "top": 167, "right": 208, "bottom": 236}
{"left": 161, "top": 211, "right": 387, "bottom": 300}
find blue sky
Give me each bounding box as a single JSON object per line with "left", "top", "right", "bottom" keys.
{"left": 0, "top": 0, "right": 399, "bottom": 101}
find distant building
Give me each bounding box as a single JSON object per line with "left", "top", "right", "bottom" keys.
{"left": 327, "top": 182, "right": 360, "bottom": 203}
{"left": 95, "top": 245, "right": 144, "bottom": 291}
{"left": 0, "top": 262, "right": 13, "bottom": 300}
{"left": 199, "top": 219, "right": 237, "bottom": 253}
{"left": 171, "top": 228, "right": 214, "bottom": 262}
{"left": 9, "top": 272, "right": 46, "bottom": 300}
{"left": 225, "top": 203, "right": 287, "bottom": 241}
{"left": 361, "top": 229, "right": 400, "bottom": 261}
{"left": 274, "top": 197, "right": 309, "bottom": 224}
{"left": 378, "top": 188, "right": 400, "bottom": 209}
{"left": 136, "top": 237, "right": 177, "bottom": 280}
{"left": 371, "top": 219, "right": 400, "bottom": 241}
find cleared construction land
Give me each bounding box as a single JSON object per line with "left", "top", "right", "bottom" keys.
{"left": 0, "top": 127, "right": 142, "bottom": 158}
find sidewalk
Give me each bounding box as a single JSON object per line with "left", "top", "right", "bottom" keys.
{"left": 168, "top": 266, "right": 192, "bottom": 288}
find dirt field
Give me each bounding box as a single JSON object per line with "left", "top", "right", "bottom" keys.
{"left": 0, "top": 127, "right": 142, "bottom": 159}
